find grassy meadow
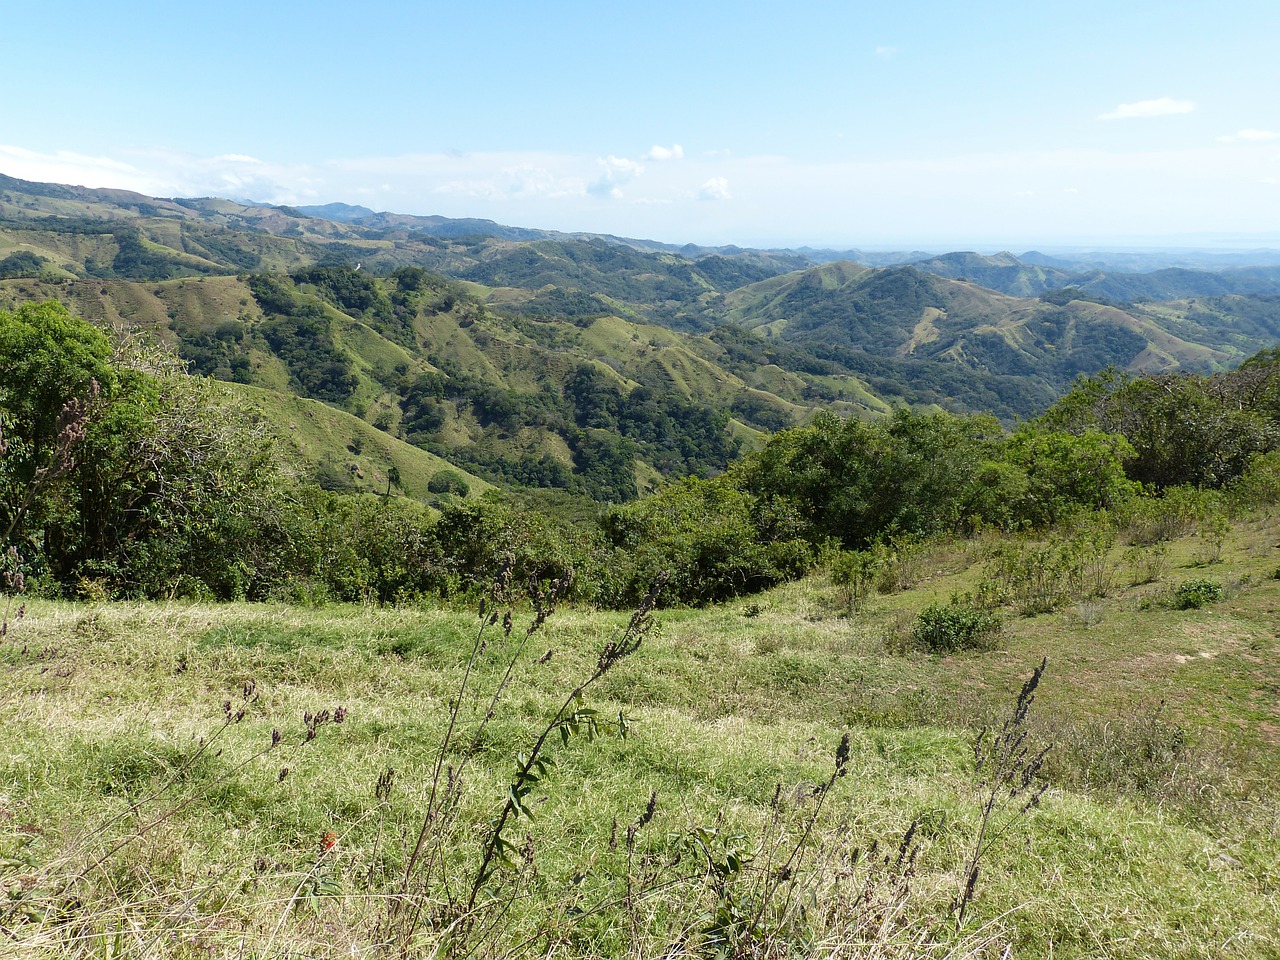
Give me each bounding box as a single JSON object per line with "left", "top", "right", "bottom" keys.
{"left": 2, "top": 511, "right": 1279, "bottom": 958}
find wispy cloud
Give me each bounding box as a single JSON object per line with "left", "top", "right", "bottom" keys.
{"left": 874, "top": 45, "right": 899, "bottom": 59}
{"left": 432, "top": 156, "right": 587, "bottom": 202}
{"left": 1098, "top": 98, "right": 1195, "bottom": 121}
{"left": 0, "top": 144, "right": 317, "bottom": 202}
{"left": 698, "top": 177, "right": 731, "bottom": 201}
{"left": 1217, "top": 128, "right": 1280, "bottom": 143}
{"left": 589, "top": 155, "right": 644, "bottom": 199}
{"left": 9, "top": 140, "right": 1280, "bottom": 246}
{"left": 644, "top": 144, "right": 684, "bottom": 161}
{"left": 0, "top": 144, "right": 148, "bottom": 189}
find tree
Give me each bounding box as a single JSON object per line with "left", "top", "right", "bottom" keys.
{"left": 385, "top": 465, "right": 403, "bottom": 497}
{"left": 1042, "top": 369, "right": 1277, "bottom": 489}
{"left": 0, "top": 301, "right": 117, "bottom": 549}
{"left": 1, "top": 301, "right": 290, "bottom": 597}
{"left": 1003, "top": 427, "right": 1140, "bottom": 525}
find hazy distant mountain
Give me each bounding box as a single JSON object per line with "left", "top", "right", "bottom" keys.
{"left": 295, "top": 202, "right": 377, "bottom": 222}
{"left": 907, "top": 249, "right": 1280, "bottom": 303}
{"left": 907, "top": 251, "right": 1078, "bottom": 297}
{"left": 4, "top": 171, "right": 1280, "bottom": 436}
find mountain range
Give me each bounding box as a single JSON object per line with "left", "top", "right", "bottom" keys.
{"left": 3, "top": 172, "right": 1280, "bottom": 501}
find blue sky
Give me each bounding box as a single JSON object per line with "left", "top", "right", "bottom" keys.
{"left": 4, "top": 0, "right": 1279, "bottom": 249}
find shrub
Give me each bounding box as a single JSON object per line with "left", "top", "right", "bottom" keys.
{"left": 1174, "top": 577, "right": 1224, "bottom": 610}
{"left": 427, "top": 469, "right": 470, "bottom": 497}
{"left": 911, "top": 601, "right": 1002, "bottom": 653}
{"left": 828, "top": 548, "right": 880, "bottom": 613}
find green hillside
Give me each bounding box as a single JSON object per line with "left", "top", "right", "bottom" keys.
{"left": 0, "top": 265, "right": 895, "bottom": 503}
{"left": 222, "top": 381, "right": 491, "bottom": 502}
{"left": 5, "top": 172, "right": 1280, "bottom": 479}
{"left": 712, "top": 261, "right": 1280, "bottom": 419}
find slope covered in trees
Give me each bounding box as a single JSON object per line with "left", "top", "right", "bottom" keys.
{"left": 8, "top": 296, "right": 1280, "bottom": 608}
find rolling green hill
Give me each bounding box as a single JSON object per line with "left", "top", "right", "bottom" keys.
{"left": 5, "top": 173, "right": 1280, "bottom": 487}
{"left": 0, "top": 263, "right": 895, "bottom": 502}
{"left": 710, "top": 261, "right": 1280, "bottom": 419}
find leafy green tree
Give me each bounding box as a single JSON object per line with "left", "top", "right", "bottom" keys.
{"left": 730, "top": 409, "right": 1003, "bottom": 548}
{"left": 1042, "top": 369, "right": 1276, "bottom": 489}
{"left": 1003, "top": 427, "right": 1140, "bottom": 525}
{"left": 599, "top": 477, "right": 812, "bottom": 606}
{"left": 426, "top": 469, "right": 468, "bottom": 497}
{"left": 0, "top": 301, "right": 117, "bottom": 549}
{"left": 1, "top": 302, "right": 293, "bottom": 597}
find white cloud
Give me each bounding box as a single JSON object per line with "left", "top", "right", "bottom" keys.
{"left": 437, "top": 162, "right": 586, "bottom": 201}
{"left": 0, "top": 144, "right": 335, "bottom": 204}
{"left": 645, "top": 144, "right": 684, "bottom": 161}
{"left": 10, "top": 139, "right": 1280, "bottom": 247}
{"left": 1098, "top": 98, "right": 1195, "bottom": 121}
{"left": 874, "top": 45, "right": 899, "bottom": 59}
{"left": 698, "top": 177, "right": 731, "bottom": 201}
{"left": 1218, "top": 128, "right": 1280, "bottom": 143}
{"left": 603, "top": 155, "right": 644, "bottom": 177}
{"left": 0, "top": 144, "right": 151, "bottom": 191}
{"left": 589, "top": 155, "right": 644, "bottom": 198}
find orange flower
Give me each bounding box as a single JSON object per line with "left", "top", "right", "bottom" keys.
{"left": 320, "top": 831, "right": 338, "bottom": 852}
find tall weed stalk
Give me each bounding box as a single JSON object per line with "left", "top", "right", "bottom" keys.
{"left": 954, "top": 658, "right": 1050, "bottom": 930}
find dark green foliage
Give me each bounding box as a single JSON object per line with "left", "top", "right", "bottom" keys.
{"left": 1000, "top": 427, "right": 1140, "bottom": 526}
{"left": 267, "top": 490, "right": 443, "bottom": 603}
{"left": 730, "top": 393, "right": 793, "bottom": 432}
{"left": 431, "top": 497, "right": 599, "bottom": 601}
{"left": 245, "top": 273, "right": 299, "bottom": 316}
{"left": 568, "top": 429, "right": 637, "bottom": 502}
{"left": 731, "top": 409, "right": 1007, "bottom": 549}
{"left": 426, "top": 470, "right": 470, "bottom": 497}
{"left": 0, "top": 300, "right": 116, "bottom": 463}
{"left": 1173, "top": 578, "right": 1223, "bottom": 610}
{"left": 169, "top": 316, "right": 253, "bottom": 383}
{"left": 912, "top": 601, "right": 1002, "bottom": 653}
{"left": 397, "top": 361, "right": 738, "bottom": 500}
{"left": 0, "top": 301, "right": 287, "bottom": 598}
{"left": 248, "top": 275, "right": 359, "bottom": 404}
{"left": 0, "top": 251, "right": 47, "bottom": 278}
{"left": 510, "top": 287, "right": 614, "bottom": 324}
{"left": 291, "top": 266, "right": 393, "bottom": 324}
{"left": 708, "top": 324, "right": 836, "bottom": 377}
{"left": 261, "top": 313, "right": 358, "bottom": 403}
{"left": 692, "top": 254, "right": 787, "bottom": 290}
{"left": 1042, "top": 363, "right": 1280, "bottom": 489}
{"left": 599, "top": 478, "right": 813, "bottom": 606}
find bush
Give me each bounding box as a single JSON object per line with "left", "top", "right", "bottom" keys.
{"left": 912, "top": 601, "right": 1002, "bottom": 653}
{"left": 427, "top": 470, "right": 470, "bottom": 497}
{"left": 1174, "top": 578, "right": 1224, "bottom": 610}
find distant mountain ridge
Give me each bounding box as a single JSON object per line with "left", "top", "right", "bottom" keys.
{"left": 3, "top": 172, "right": 1280, "bottom": 463}
{"left": 907, "top": 249, "right": 1280, "bottom": 301}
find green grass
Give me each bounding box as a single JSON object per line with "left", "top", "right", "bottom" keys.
{"left": 2, "top": 514, "right": 1279, "bottom": 957}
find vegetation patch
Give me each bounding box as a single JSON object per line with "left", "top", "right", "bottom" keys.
{"left": 912, "top": 600, "right": 1003, "bottom": 653}
{"left": 1174, "top": 577, "right": 1225, "bottom": 609}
